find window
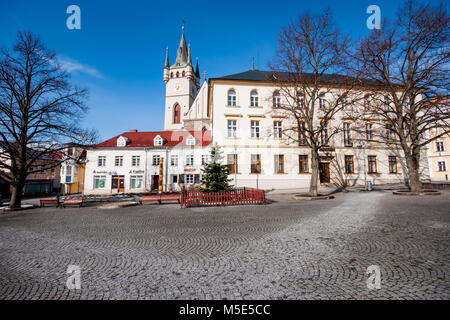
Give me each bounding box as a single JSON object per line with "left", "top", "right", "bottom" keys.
{"left": 273, "top": 91, "right": 281, "bottom": 108}
{"left": 170, "top": 155, "right": 178, "bottom": 166}
{"left": 437, "top": 161, "right": 447, "bottom": 172}
{"left": 132, "top": 155, "right": 140, "bottom": 167}
{"left": 227, "top": 154, "right": 238, "bottom": 174}
{"left": 274, "top": 155, "right": 284, "bottom": 174}
{"left": 172, "top": 175, "right": 178, "bottom": 183}
{"left": 66, "top": 165, "right": 72, "bottom": 176}
{"left": 251, "top": 120, "right": 260, "bottom": 138}
{"left": 321, "top": 127, "right": 329, "bottom": 146}
{"left": 186, "top": 154, "right": 194, "bottom": 166}
{"left": 386, "top": 124, "right": 394, "bottom": 141}
{"left": 436, "top": 141, "right": 445, "bottom": 152}
{"left": 299, "top": 121, "right": 307, "bottom": 145}
{"left": 154, "top": 135, "right": 163, "bottom": 146}
{"left": 319, "top": 94, "right": 326, "bottom": 109}
{"left": 274, "top": 121, "right": 282, "bottom": 139}
{"left": 201, "top": 155, "right": 210, "bottom": 165}
{"left": 366, "top": 123, "right": 374, "bottom": 141}
{"left": 227, "top": 120, "right": 237, "bottom": 138}
{"left": 250, "top": 154, "right": 261, "bottom": 173}
{"left": 173, "top": 104, "right": 181, "bottom": 124}
{"left": 368, "top": 156, "right": 377, "bottom": 174}
{"left": 342, "top": 96, "right": 349, "bottom": 109}
{"left": 389, "top": 156, "right": 398, "bottom": 174}
{"left": 297, "top": 92, "right": 305, "bottom": 107}
{"left": 185, "top": 174, "right": 194, "bottom": 184}
{"left": 98, "top": 156, "right": 106, "bottom": 167}
{"left": 93, "top": 175, "right": 106, "bottom": 189}
{"left": 299, "top": 155, "right": 309, "bottom": 173}
{"left": 384, "top": 95, "right": 391, "bottom": 111}
{"left": 227, "top": 89, "right": 237, "bottom": 106}
{"left": 364, "top": 95, "right": 371, "bottom": 111}
{"left": 250, "top": 90, "right": 259, "bottom": 107}
{"left": 130, "top": 175, "right": 143, "bottom": 189}
{"left": 152, "top": 155, "right": 160, "bottom": 166}
{"left": 115, "top": 156, "right": 123, "bottom": 167}
{"left": 345, "top": 155, "right": 354, "bottom": 174}
{"left": 186, "top": 135, "right": 196, "bottom": 145}
{"left": 343, "top": 123, "right": 352, "bottom": 147}
{"left": 117, "top": 136, "right": 127, "bottom": 147}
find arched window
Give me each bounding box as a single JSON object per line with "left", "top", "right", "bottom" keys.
{"left": 170, "top": 72, "right": 173, "bottom": 78}
{"left": 250, "top": 90, "right": 259, "bottom": 107}
{"left": 273, "top": 91, "right": 281, "bottom": 108}
{"left": 173, "top": 104, "right": 181, "bottom": 124}
{"left": 176, "top": 71, "right": 179, "bottom": 78}
{"left": 182, "top": 71, "right": 186, "bottom": 77}
{"left": 227, "top": 89, "right": 236, "bottom": 106}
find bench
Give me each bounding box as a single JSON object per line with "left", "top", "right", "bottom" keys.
{"left": 40, "top": 199, "right": 59, "bottom": 207}
{"left": 61, "top": 198, "right": 83, "bottom": 208}
{"left": 140, "top": 194, "right": 180, "bottom": 205}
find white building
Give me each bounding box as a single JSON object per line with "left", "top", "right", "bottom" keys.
{"left": 84, "top": 25, "right": 430, "bottom": 194}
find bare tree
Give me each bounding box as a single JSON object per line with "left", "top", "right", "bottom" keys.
{"left": 269, "top": 9, "right": 360, "bottom": 196}
{"left": 355, "top": 0, "right": 449, "bottom": 192}
{"left": 0, "top": 31, "right": 96, "bottom": 208}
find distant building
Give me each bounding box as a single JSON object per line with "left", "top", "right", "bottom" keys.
{"left": 60, "top": 144, "right": 87, "bottom": 194}
{"left": 24, "top": 152, "right": 62, "bottom": 195}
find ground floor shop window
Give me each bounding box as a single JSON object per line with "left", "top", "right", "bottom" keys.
{"left": 130, "top": 175, "right": 143, "bottom": 189}
{"left": 94, "top": 175, "right": 106, "bottom": 189}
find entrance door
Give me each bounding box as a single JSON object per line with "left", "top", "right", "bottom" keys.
{"left": 112, "top": 175, "right": 125, "bottom": 193}
{"left": 319, "top": 163, "right": 330, "bottom": 183}
{"left": 152, "top": 175, "right": 159, "bottom": 191}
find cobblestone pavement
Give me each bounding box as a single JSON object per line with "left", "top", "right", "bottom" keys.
{"left": 0, "top": 191, "right": 448, "bottom": 300}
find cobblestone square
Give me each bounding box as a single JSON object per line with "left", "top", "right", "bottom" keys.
{"left": 0, "top": 191, "right": 449, "bottom": 299}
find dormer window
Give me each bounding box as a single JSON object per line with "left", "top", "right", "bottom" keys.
{"left": 186, "top": 135, "right": 196, "bottom": 146}
{"left": 117, "top": 136, "right": 128, "bottom": 147}
{"left": 154, "top": 135, "right": 163, "bottom": 146}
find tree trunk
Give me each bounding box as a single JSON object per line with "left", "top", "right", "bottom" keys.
{"left": 310, "top": 147, "right": 319, "bottom": 197}
{"left": 405, "top": 149, "right": 422, "bottom": 192}
{"left": 9, "top": 178, "right": 25, "bottom": 209}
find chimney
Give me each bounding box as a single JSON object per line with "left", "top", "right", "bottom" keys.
{"left": 130, "top": 129, "right": 138, "bottom": 133}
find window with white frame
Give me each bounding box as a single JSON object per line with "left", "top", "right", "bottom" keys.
{"left": 384, "top": 95, "right": 391, "bottom": 111}
{"left": 152, "top": 155, "right": 160, "bottom": 166}
{"left": 342, "top": 96, "right": 349, "bottom": 109}
{"left": 250, "top": 90, "right": 259, "bottom": 107}
{"left": 185, "top": 174, "right": 194, "bottom": 184}
{"left": 274, "top": 121, "right": 282, "bottom": 139}
{"left": 297, "top": 91, "right": 305, "bottom": 107}
{"left": 227, "top": 89, "right": 237, "bottom": 106}
{"left": 227, "top": 120, "right": 237, "bottom": 138}
{"left": 437, "top": 161, "right": 447, "bottom": 172}
{"left": 98, "top": 156, "right": 106, "bottom": 167}
{"left": 170, "top": 155, "right": 178, "bottom": 166}
{"left": 386, "top": 124, "right": 394, "bottom": 141}
{"left": 132, "top": 155, "right": 140, "bottom": 167}
{"left": 154, "top": 135, "right": 163, "bottom": 146}
{"left": 93, "top": 175, "right": 106, "bottom": 189}
{"left": 436, "top": 141, "right": 445, "bottom": 152}
{"left": 364, "top": 95, "right": 371, "bottom": 111}
{"left": 186, "top": 135, "right": 196, "bottom": 145}
{"left": 251, "top": 120, "right": 260, "bottom": 138}
{"left": 66, "top": 165, "right": 72, "bottom": 176}
{"left": 201, "top": 155, "right": 210, "bottom": 165}
{"left": 186, "top": 154, "right": 194, "bottom": 166}
{"left": 366, "top": 123, "right": 374, "bottom": 141}
{"left": 321, "top": 127, "right": 329, "bottom": 146}
{"left": 319, "top": 94, "right": 326, "bottom": 109}
{"left": 130, "top": 175, "right": 143, "bottom": 189}
{"left": 343, "top": 123, "right": 352, "bottom": 146}
{"left": 115, "top": 156, "right": 123, "bottom": 167}
{"left": 273, "top": 91, "right": 281, "bottom": 108}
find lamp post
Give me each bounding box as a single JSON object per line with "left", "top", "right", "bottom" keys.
{"left": 357, "top": 141, "right": 368, "bottom": 189}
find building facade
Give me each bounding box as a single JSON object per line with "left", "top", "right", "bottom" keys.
{"left": 427, "top": 126, "right": 450, "bottom": 181}
{"left": 60, "top": 144, "right": 87, "bottom": 194}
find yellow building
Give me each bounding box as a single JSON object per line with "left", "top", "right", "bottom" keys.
{"left": 60, "top": 144, "right": 87, "bottom": 194}
{"left": 428, "top": 127, "right": 450, "bottom": 181}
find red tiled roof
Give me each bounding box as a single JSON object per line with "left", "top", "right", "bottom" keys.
{"left": 95, "top": 130, "right": 212, "bottom": 148}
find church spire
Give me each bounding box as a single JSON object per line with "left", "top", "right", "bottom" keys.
{"left": 164, "top": 46, "right": 170, "bottom": 69}
{"left": 195, "top": 57, "right": 200, "bottom": 78}
{"left": 173, "top": 22, "right": 188, "bottom": 67}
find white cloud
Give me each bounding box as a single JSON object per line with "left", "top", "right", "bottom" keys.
{"left": 57, "top": 56, "right": 104, "bottom": 79}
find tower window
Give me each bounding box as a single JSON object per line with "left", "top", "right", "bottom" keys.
{"left": 176, "top": 71, "right": 179, "bottom": 77}
{"left": 182, "top": 71, "right": 185, "bottom": 77}
{"left": 170, "top": 72, "right": 173, "bottom": 78}
{"left": 173, "top": 104, "right": 181, "bottom": 124}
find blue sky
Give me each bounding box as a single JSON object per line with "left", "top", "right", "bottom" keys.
{"left": 1, "top": 0, "right": 444, "bottom": 140}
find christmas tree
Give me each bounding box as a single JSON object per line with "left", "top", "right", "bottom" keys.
{"left": 200, "top": 144, "right": 233, "bottom": 192}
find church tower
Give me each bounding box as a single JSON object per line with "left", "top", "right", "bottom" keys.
{"left": 163, "top": 24, "right": 200, "bottom": 131}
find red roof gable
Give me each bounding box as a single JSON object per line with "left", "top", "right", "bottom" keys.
{"left": 95, "top": 130, "right": 212, "bottom": 148}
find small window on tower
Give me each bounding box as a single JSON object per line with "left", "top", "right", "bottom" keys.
{"left": 182, "top": 71, "right": 186, "bottom": 77}
{"left": 170, "top": 72, "right": 173, "bottom": 78}
{"left": 173, "top": 104, "right": 181, "bottom": 124}
{"left": 176, "top": 71, "right": 179, "bottom": 77}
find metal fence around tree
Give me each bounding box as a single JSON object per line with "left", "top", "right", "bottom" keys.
{"left": 180, "top": 188, "right": 266, "bottom": 208}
